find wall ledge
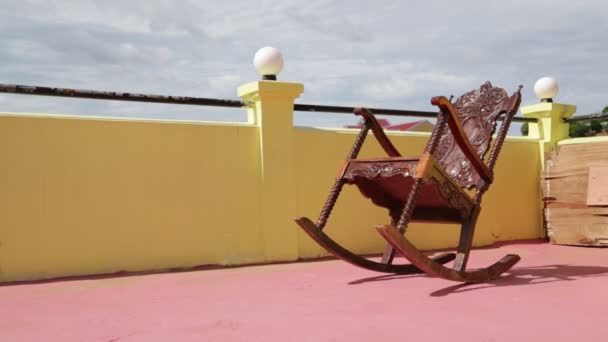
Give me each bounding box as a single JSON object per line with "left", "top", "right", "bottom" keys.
{"left": 0, "top": 112, "right": 253, "bottom": 127}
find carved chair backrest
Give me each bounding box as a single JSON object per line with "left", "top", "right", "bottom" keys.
{"left": 434, "top": 82, "right": 518, "bottom": 189}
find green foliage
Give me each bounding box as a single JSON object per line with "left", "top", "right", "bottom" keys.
{"left": 520, "top": 122, "right": 529, "bottom": 136}
{"left": 568, "top": 105, "right": 608, "bottom": 137}
{"left": 590, "top": 120, "right": 603, "bottom": 134}
{"left": 570, "top": 122, "right": 591, "bottom": 137}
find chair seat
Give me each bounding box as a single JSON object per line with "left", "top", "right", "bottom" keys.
{"left": 341, "top": 157, "right": 474, "bottom": 223}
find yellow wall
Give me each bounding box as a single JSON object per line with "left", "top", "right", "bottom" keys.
{"left": 409, "top": 121, "right": 434, "bottom": 132}
{"left": 0, "top": 112, "right": 542, "bottom": 282}
{"left": 558, "top": 135, "right": 608, "bottom": 145}
{"left": 0, "top": 114, "right": 263, "bottom": 282}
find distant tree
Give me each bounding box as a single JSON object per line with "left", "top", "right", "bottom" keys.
{"left": 520, "top": 122, "right": 529, "bottom": 136}
{"left": 603, "top": 106, "right": 608, "bottom": 114}
{"left": 590, "top": 119, "right": 603, "bottom": 134}
{"left": 570, "top": 122, "right": 591, "bottom": 137}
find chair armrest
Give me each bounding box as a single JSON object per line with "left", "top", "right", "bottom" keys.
{"left": 354, "top": 107, "right": 401, "bottom": 157}
{"left": 430, "top": 96, "right": 493, "bottom": 183}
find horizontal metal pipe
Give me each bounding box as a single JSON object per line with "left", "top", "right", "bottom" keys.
{"left": 0, "top": 82, "right": 535, "bottom": 122}
{"left": 294, "top": 103, "right": 437, "bottom": 118}
{"left": 294, "top": 103, "right": 535, "bottom": 122}
{"left": 0, "top": 83, "right": 246, "bottom": 108}
{"left": 564, "top": 112, "right": 608, "bottom": 123}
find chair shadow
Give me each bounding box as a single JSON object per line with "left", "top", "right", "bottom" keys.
{"left": 430, "top": 264, "right": 608, "bottom": 297}
{"left": 348, "top": 264, "right": 608, "bottom": 296}
{"left": 346, "top": 241, "right": 551, "bottom": 286}
{"left": 348, "top": 273, "right": 425, "bottom": 285}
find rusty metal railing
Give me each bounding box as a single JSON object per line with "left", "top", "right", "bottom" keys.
{"left": 0, "top": 82, "right": 536, "bottom": 122}
{"left": 0, "top": 83, "right": 246, "bottom": 108}
{"left": 564, "top": 112, "right": 608, "bottom": 123}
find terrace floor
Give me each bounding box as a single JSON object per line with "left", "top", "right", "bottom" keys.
{"left": 2, "top": 240, "right": 608, "bottom": 341}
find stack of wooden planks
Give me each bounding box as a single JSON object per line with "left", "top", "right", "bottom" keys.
{"left": 543, "top": 140, "right": 608, "bottom": 246}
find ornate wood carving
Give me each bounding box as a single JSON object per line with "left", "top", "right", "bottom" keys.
{"left": 341, "top": 156, "right": 474, "bottom": 223}
{"left": 434, "top": 82, "right": 510, "bottom": 188}
{"left": 342, "top": 159, "right": 417, "bottom": 181}
{"left": 347, "top": 163, "right": 412, "bottom": 179}
{"left": 415, "top": 154, "right": 474, "bottom": 219}
{"left": 426, "top": 177, "right": 472, "bottom": 220}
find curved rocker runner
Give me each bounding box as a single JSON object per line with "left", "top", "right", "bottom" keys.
{"left": 296, "top": 217, "right": 456, "bottom": 274}
{"left": 295, "top": 82, "right": 523, "bottom": 282}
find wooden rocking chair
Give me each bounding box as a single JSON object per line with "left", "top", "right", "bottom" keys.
{"left": 295, "top": 82, "right": 522, "bottom": 282}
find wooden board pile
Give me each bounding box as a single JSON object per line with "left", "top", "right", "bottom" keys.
{"left": 543, "top": 140, "right": 608, "bottom": 246}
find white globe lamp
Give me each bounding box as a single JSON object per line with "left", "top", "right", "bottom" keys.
{"left": 534, "top": 77, "right": 559, "bottom": 102}
{"left": 253, "top": 47, "right": 284, "bottom": 80}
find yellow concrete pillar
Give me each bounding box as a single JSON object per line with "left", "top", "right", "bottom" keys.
{"left": 521, "top": 101, "right": 576, "bottom": 238}
{"left": 521, "top": 102, "right": 576, "bottom": 168}
{"left": 238, "top": 81, "right": 304, "bottom": 261}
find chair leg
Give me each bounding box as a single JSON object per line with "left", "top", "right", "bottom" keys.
{"left": 315, "top": 176, "right": 399, "bottom": 266}
{"left": 376, "top": 177, "right": 433, "bottom": 271}
{"left": 296, "top": 173, "right": 458, "bottom": 274}
{"left": 453, "top": 207, "right": 481, "bottom": 272}
{"left": 316, "top": 179, "right": 345, "bottom": 229}
{"left": 396, "top": 178, "right": 425, "bottom": 231}
{"left": 380, "top": 179, "right": 424, "bottom": 265}
{"left": 376, "top": 224, "right": 520, "bottom": 283}
{"left": 380, "top": 245, "right": 396, "bottom": 264}
{"left": 380, "top": 219, "right": 398, "bottom": 264}
{"left": 295, "top": 217, "right": 456, "bottom": 274}
{"left": 374, "top": 173, "right": 519, "bottom": 283}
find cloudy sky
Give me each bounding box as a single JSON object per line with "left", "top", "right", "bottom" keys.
{"left": 1, "top": 0, "right": 607, "bottom": 129}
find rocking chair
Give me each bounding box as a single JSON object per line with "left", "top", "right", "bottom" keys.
{"left": 295, "top": 82, "right": 522, "bottom": 282}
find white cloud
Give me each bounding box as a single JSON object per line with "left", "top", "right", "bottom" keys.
{"left": 0, "top": 0, "right": 607, "bottom": 126}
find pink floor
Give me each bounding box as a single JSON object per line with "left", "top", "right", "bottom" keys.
{"left": 2, "top": 241, "right": 608, "bottom": 341}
